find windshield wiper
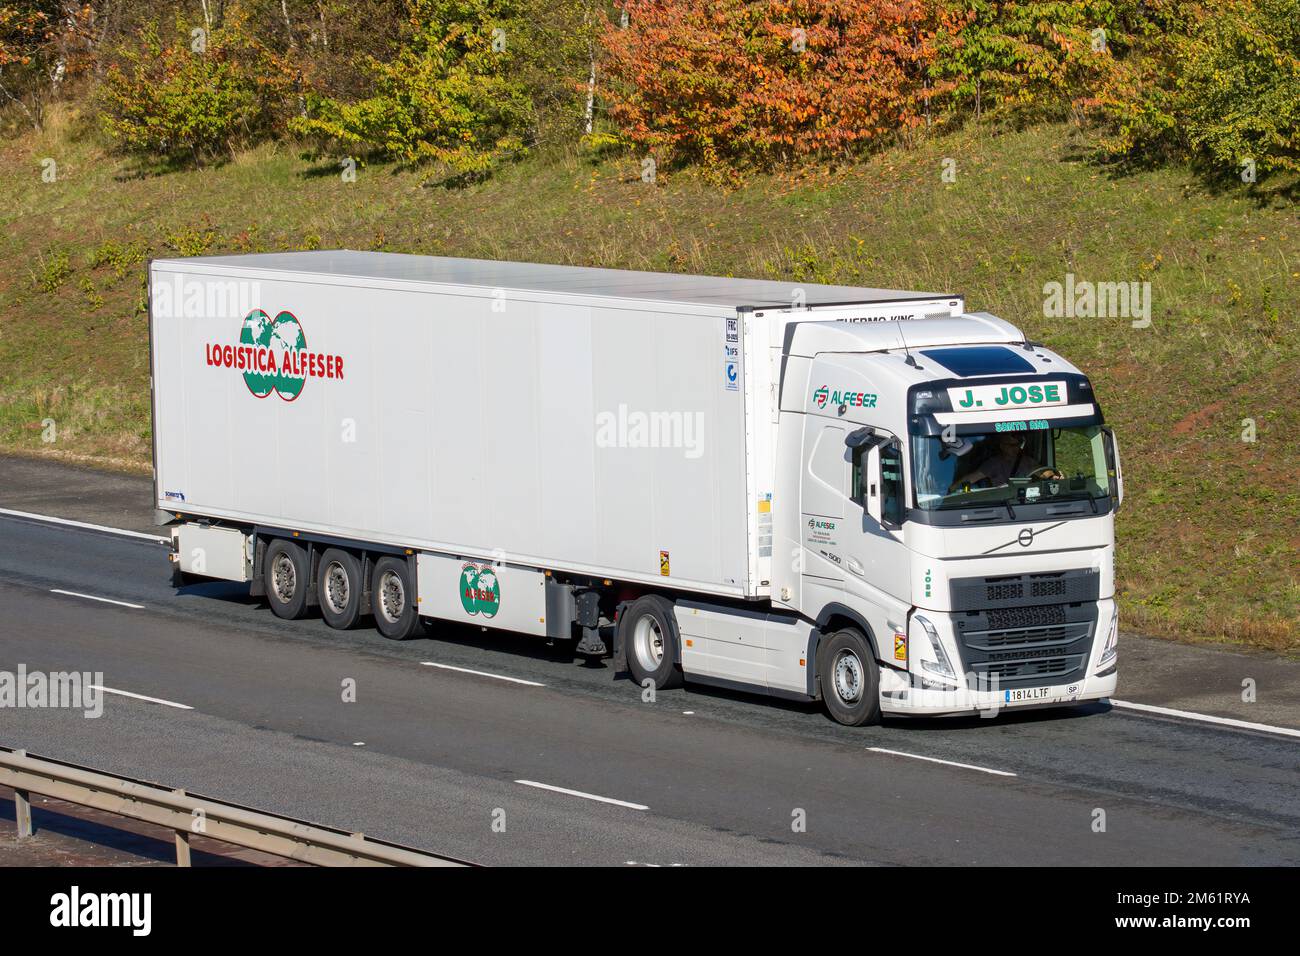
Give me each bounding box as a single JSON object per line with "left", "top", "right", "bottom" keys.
{"left": 1042, "top": 491, "right": 1099, "bottom": 513}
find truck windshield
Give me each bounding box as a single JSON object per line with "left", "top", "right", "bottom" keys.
{"left": 912, "top": 424, "right": 1112, "bottom": 511}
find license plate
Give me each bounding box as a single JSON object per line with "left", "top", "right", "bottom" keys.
{"left": 1005, "top": 686, "right": 1054, "bottom": 703}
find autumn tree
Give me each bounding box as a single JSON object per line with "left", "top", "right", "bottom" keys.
{"left": 600, "top": 0, "right": 963, "bottom": 167}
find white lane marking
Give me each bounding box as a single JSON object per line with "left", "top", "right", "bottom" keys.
{"left": 625, "top": 861, "right": 687, "bottom": 867}
{"left": 89, "top": 685, "right": 193, "bottom": 710}
{"left": 868, "top": 747, "right": 1017, "bottom": 778}
{"left": 0, "top": 508, "right": 168, "bottom": 545}
{"left": 1111, "top": 699, "right": 1300, "bottom": 739}
{"left": 515, "top": 779, "right": 649, "bottom": 811}
{"left": 420, "top": 661, "right": 544, "bottom": 687}
{"left": 49, "top": 589, "right": 145, "bottom": 610}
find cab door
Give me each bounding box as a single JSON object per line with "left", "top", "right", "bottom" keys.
{"left": 800, "top": 421, "right": 850, "bottom": 587}
{"left": 845, "top": 434, "right": 911, "bottom": 607}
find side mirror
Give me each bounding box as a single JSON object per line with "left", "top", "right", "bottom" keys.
{"left": 845, "top": 426, "right": 874, "bottom": 449}
{"left": 1102, "top": 426, "right": 1123, "bottom": 511}
{"left": 864, "top": 444, "right": 883, "bottom": 524}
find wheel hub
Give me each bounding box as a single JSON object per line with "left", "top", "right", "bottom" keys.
{"left": 632, "top": 616, "right": 664, "bottom": 671}
{"left": 272, "top": 553, "right": 296, "bottom": 603}
{"left": 324, "top": 562, "right": 349, "bottom": 613}
{"left": 833, "top": 649, "right": 863, "bottom": 704}
{"left": 379, "top": 570, "right": 404, "bottom": 622}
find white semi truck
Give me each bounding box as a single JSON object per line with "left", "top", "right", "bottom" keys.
{"left": 150, "top": 251, "right": 1122, "bottom": 725}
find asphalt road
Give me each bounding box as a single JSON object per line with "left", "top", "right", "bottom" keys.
{"left": 1, "top": 510, "right": 1297, "bottom": 865}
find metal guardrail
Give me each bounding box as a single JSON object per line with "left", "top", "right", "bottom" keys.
{"left": 1, "top": 747, "right": 469, "bottom": 867}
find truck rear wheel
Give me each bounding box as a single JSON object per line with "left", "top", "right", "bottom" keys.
{"left": 264, "top": 538, "right": 309, "bottom": 620}
{"left": 819, "top": 629, "right": 881, "bottom": 726}
{"left": 372, "top": 556, "right": 421, "bottom": 641}
{"left": 620, "top": 595, "right": 683, "bottom": 690}
{"left": 317, "top": 548, "right": 364, "bottom": 630}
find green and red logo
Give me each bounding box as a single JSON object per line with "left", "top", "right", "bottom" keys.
{"left": 812, "top": 384, "right": 877, "bottom": 409}
{"left": 204, "top": 309, "right": 344, "bottom": 402}
{"left": 459, "top": 563, "right": 500, "bottom": 618}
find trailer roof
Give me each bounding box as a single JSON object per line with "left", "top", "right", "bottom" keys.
{"left": 161, "top": 250, "right": 952, "bottom": 310}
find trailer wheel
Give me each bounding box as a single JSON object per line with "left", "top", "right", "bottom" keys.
{"left": 620, "top": 595, "right": 683, "bottom": 690}
{"left": 317, "top": 548, "right": 364, "bottom": 630}
{"left": 818, "top": 629, "right": 881, "bottom": 727}
{"left": 372, "top": 556, "right": 421, "bottom": 641}
{"left": 264, "top": 538, "right": 309, "bottom": 620}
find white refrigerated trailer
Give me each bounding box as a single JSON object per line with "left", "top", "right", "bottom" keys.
{"left": 151, "top": 251, "right": 1123, "bottom": 724}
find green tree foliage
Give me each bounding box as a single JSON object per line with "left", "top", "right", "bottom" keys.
{"left": 1179, "top": 0, "right": 1299, "bottom": 175}
{"left": 1087, "top": 0, "right": 1299, "bottom": 178}
{"left": 98, "top": 12, "right": 294, "bottom": 163}
{"left": 289, "top": 0, "right": 537, "bottom": 175}
{"left": 931, "top": 1, "right": 1143, "bottom": 120}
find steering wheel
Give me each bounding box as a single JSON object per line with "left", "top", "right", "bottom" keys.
{"left": 1027, "top": 466, "right": 1063, "bottom": 480}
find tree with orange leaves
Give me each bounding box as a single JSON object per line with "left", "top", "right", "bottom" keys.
{"left": 600, "top": 0, "right": 963, "bottom": 167}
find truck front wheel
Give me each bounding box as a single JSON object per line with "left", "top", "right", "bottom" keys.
{"left": 819, "top": 629, "right": 881, "bottom": 726}
{"left": 620, "top": 595, "right": 683, "bottom": 691}
{"left": 318, "top": 548, "right": 364, "bottom": 630}
{"left": 371, "top": 556, "right": 422, "bottom": 641}
{"left": 264, "top": 538, "right": 309, "bottom": 620}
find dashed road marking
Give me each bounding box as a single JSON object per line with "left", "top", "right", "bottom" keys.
{"left": 515, "top": 779, "right": 648, "bottom": 810}
{"left": 868, "top": 747, "right": 1017, "bottom": 777}
{"left": 89, "top": 685, "right": 193, "bottom": 710}
{"left": 50, "top": 589, "right": 145, "bottom": 610}
{"left": 420, "top": 662, "right": 544, "bottom": 687}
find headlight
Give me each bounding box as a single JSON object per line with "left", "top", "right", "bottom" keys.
{"left": 913, "top": 614, "right": 956, "bottom": 679}
{"left": 1098, "top": 608, "right": 1118, "bottom": 668}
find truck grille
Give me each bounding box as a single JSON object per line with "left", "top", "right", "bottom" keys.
{"left": 954, "top": 612, "right": 1097, "bottom": 689}
{"left": 986, "top": 604, "right": 1066, "bottom": 631}
{"left": 950, "top": 569, "right": 1099, "bottom": 612}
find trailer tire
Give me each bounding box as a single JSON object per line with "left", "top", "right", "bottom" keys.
{"left": 372, "top": 556, "right": 421, "bottom": 641}
{"left": 317, "top": 548, "right": 364, "bottom": 630}
{"left": 264, "top": 538, "right": 309, "bottom": 621}
{"left": 818, "top": 629, "right": 881, "bottom": 727}
{"left": 620, "top": 595, "right": 683, "bottom": 691}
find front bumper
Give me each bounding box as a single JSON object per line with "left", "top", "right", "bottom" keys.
{"left": 880, "top": 596, "right": 1118, "bottom": 716}
{"left": 879, "top": 668, "right": 1116, "bottom": 716}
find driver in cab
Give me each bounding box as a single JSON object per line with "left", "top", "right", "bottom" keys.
{"left": 949, "top": 433, "right": 1061, "bottom": 491}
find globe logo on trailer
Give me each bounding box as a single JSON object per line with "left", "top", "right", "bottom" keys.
{"left": 459, "top": 563, "right": 501, "bottom": 618}
{"left": 242, "top": 310, "right": 307, "bottom": 400}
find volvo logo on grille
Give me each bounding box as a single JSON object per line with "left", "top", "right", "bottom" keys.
{"left": 1018, "top": 528, "right": 1034, "bottom": 547}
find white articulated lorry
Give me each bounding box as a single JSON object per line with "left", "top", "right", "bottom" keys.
{"left": 150, "top": 251, "right": 1122, "bottom": 725}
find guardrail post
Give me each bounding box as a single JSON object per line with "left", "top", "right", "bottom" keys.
{"left": 172, "top": 788, "right": 191, "bottom": 866}
{"left": 14, "top": 788, "right": 33, "bottom": 838}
